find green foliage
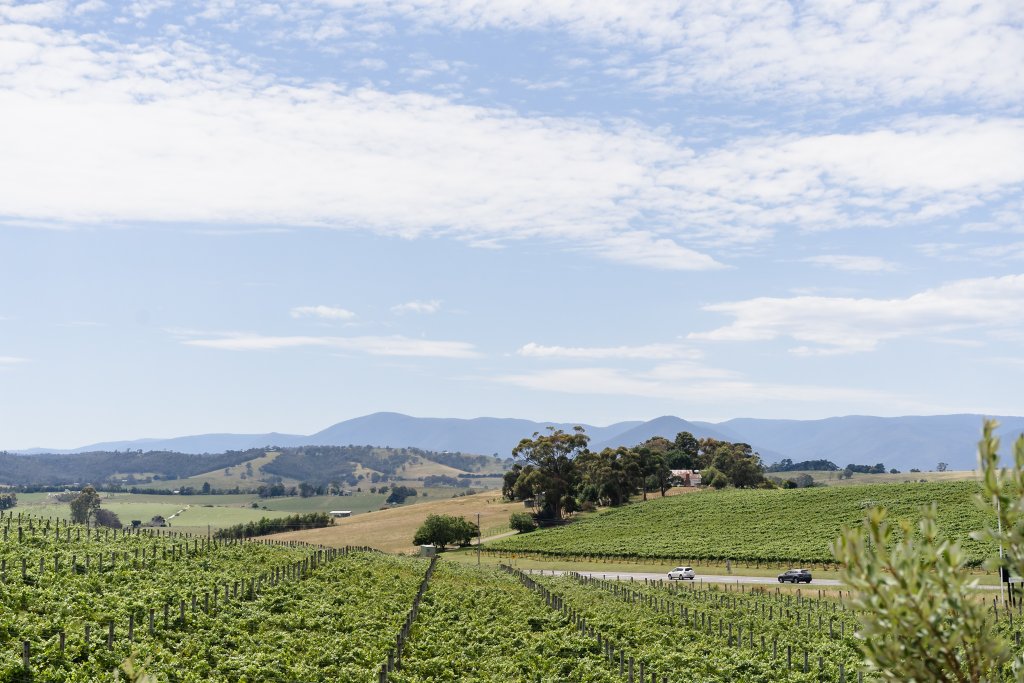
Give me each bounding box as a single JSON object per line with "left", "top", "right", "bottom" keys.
{"left": 412, "top": 514, "right": 478, "bottom": 549}
{"left": 93, "top": 508, "right": 122, "bottom": 529}
{"left": 545, "top": 573, "right": 863, "bottom": 681}
{"left": 214, "top": 512, "right": 334, "bottom": 540}
{"left": 767, "top": 459, "right": 839, "bottom": 472}
{"left": 0, "top": 493, "right": 16, "bottom": 510}
{"left": 492, "top": 481, "right": 995, "bottom": 564}
{"left": 69, "top": 485, "right": 101, "bottom": 525}
{"left": 511, "top": 427, "right": 590, "bottom": 519}
{"left": 830, "top": 420, "right": 1024, "bottom": 682}
{"left": 386, "top": 485, "right": 418, "bottom": 505}
{"left": 509, "top": 512, "right": 538, "bottom": 533}
{"left": 391, "top": 564, "right": 619, "bottom": 682}
{"left": 833, "top": 506, "right": 1005, "bottom": 682}
{"left": 0, "top": 514, "right": 426, "bottom": 681}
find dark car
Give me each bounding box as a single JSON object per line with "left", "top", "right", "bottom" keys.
{"left": 778, "top": 568, "right": 812, "bottom": 584}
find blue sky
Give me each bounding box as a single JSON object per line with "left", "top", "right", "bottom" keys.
{"left": 1, "top": 0, "right": 1023, "bottom": 449}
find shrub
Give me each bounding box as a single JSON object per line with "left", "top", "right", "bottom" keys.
{"left": 509, "top": 512, "right": 538, "bottom": 533}
{"left": 93, "top": 508, "right": 122, "bottom": 529}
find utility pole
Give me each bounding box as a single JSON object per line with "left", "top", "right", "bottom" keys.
{"left": 998, "top": 498, "right": 1006, "bottom": 606}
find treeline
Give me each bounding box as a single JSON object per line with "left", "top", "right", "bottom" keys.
{"left": 213, "top": 512, "right": 334, "bottom": 540}
{"left": 503, "top": 428, "right": 771, "bottom": 520}
{"left": 766, "top": 459, "right": 839, "bottom": 472}
{"left": 423, "top": 475, "right": 471, "bottom": 488}
{"left": 0, "top": 449, "right": 259, "bottom": 486}
{"left": 408, "top": 448, "right": 507, "bottom": 473}
{"left": 845, "top": 463, "right": 888, "bottom": 474}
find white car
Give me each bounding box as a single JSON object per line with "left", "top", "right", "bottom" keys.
{"left": 667, "top": 566, "right": 695, "bottom": 580}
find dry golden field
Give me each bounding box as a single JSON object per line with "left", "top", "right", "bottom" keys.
{"left": 266, "top": 489, "right": 519, "bottom": 553}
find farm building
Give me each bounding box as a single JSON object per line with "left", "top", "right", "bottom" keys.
{"left": 330, "top": 510, "right": 352, "bottom": 518}
{"left": 670, "top": 469, "right": 701, "bottom": 486}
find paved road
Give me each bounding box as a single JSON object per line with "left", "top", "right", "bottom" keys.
{"left": 525, "top": 568, "right": 845, "bottom": 587}
{"left": 523, "top": 568, "right": 1007, "bottom": 591}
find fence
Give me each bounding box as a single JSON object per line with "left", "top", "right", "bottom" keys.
{"left": 378, "top": 555, "right": 438, "bottom": 683}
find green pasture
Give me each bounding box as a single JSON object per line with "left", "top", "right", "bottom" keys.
{"left": 11, "top": 485, "right": 473, "bottom": 533}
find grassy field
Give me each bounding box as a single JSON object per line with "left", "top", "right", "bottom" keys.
{"left": 12, "top": 487, "right": 480, "bottom": 535}
{"left": 155, "top": 450, "right": 301, "bottom": 490}
{"left": 489, "top": 480, "right": 997, "bottom": 566}
{"left": 267, "top": 489, "right": 517, "bottom": 552}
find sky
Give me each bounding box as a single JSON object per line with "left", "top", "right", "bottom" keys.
{"left": 1, "top": 0, "right": 1023, "bottom": 449}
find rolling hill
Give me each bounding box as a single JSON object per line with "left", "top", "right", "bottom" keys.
{"left": 489, "top": 480, "right": 996, "bottom": 566}
{"left": 11, "top": 412, "right": 1024, "bottom": 473}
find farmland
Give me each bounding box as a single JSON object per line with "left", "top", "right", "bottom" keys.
{"left": 0, "top": 509, "right": 426, "bottom": 681}
{"left": 489, "top": 481, "right": 997, "bottom": 566}
{"left": 265, "top": 489, "right": 513, "bottom": 553}
{"left": 12, "top": 488, "right": 488, "bottom": 537}
{"left": 5, "top": 498, "right": 1024, "bottom": 681}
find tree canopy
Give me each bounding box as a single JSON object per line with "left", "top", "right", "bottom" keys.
{"left": 502, "top": 429, "right": 770, "bottom": 517}
{"left": 412, "top": 514, "right": 478, "bottom": 549}
{"left": 69, "top": 486, "right": 101, "bottom": 525}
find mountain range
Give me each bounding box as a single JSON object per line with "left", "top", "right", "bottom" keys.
{"left": 13, "top": 412, "right": 1024, "bottom": 472}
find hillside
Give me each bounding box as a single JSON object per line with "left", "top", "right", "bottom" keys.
{"left": 14, "top": 412, "right": 1024, "bottom": 472}
{"left": 0, "top": 445, "right": 506, "bottom": 490}
{"left": 489, "top": 481, "right": 996, "bottom": 566}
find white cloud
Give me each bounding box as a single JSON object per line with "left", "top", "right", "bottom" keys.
{"left": 0, "top": 1, "right": 67, "bottom": 23}
{"left": 0, "top": 23, "right": 1021, "bottom": 270}
{"left": 803, "top": 255, "right": 897, "bottom": 272}
{"left": 592, "top": 231, "right": 724, "bottom": 271}
{"left": 123, "top": 0, "right": 172, "bottom": 20}
{"left": 391, "top": 300, "right": 441, "bottom": 315}
{"left": 691, "top": 274, "right": 1024, "bottom": 354}
{"left": 290, "top": 305, "right": 355, "bottom": 320}
{"left": 183, "top": 333, "right": 480, "bottom": 358}
{"left": 73, "top": 0, "right": 106, "bottom": 15}
{"left": 517, "top": 342, "right": 700, "bottom": 361}
{"left": 283, "top": 1, "right": 1024, "bottom": 106}
{"left": 0, "top": 356, "right": 28, "bottom": 364}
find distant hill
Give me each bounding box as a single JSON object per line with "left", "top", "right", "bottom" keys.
{"left": 304, "top": 412, "right": 643, "bottom": 456}
{"left": 11, "top": 412, "right": 1024, "bottom": 473}
{"left": 709, "top": 415, "right": 1024, "bottom": 472}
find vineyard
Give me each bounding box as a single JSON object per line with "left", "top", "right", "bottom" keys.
{"left": 5, "top": 502, "right": 1024, "bottom": 681}
{"left": 0, "top": 510, "right": 425, "bottom": 681}
{"left": 488, "top": 481, "right": 996, "bottom": 565}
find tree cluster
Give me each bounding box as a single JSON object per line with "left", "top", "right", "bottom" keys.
{"left": 214, "top": 512, "right": 334, "bottom": 540}
{"left": 0, "top": 493, "right": 16, "bottom": 510}
{"left": 766, "top": 459, "right": 839, "bottom": 472}
{"left": 386, "top": 485, "right": 418, "bottom": 504}
{"left": 412, "top": 514, "right": 478, "bottom": 549}
{"left": 845, "top": 462, "right": 887, "bottom": 474}
{"left": 422, "top": 474, "right": 471, "bottom": 488}
{"left": 502, "top": 428, "right": 770, "bottom": 519}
